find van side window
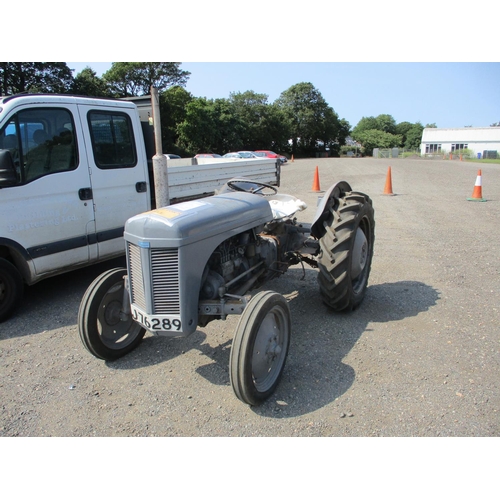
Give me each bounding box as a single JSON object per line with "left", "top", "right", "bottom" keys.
{"left": 88, "top": 111, "right": 137, "bottom": 169}
{"left": 0, "top": 107, "right": 78, "bottom": 184}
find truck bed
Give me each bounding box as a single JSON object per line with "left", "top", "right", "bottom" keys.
{"left": 162, "top": 158, "right": 281, "bottom": 204}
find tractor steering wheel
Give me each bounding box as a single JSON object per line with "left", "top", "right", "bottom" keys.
{"left": 226, "top": 178, "right": 278, "bottom": 196}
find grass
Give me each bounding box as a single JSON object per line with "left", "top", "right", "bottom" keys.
{"left": 465, "top": 158, "right": 500, "bottom": 164}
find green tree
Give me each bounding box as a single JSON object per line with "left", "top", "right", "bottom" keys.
{"left": 352, "top": 116, "right": 379, "bottom": 136}
{"left": 262, "top": 103, "right": 292, "bottom": 153}
{"left": 228, "top": 90, "right": 291, "bottom": 152}
{"left": 353, "top": 114, "right": 397, "bottom": 136}
{"left": 425, "top": 123, "right": 437, "bottom": 128}
{"left": 355, "top": 129, "right": 402, "bottom": 156}
{"left": 404, "top": 123, "right": 424, "bottom": 150}
{"left": 0, "top": 62, "right": 73, "bottom": 95}
{"left": 103, "top": 62, "right": 190, "bottom": 97}
{"left": 395, "top": 121, "right": 414, "bottom": 146}
{"left": 276, "top": 82, "right": 345, "bottom": 156}
{"left": 71, "top": 66, "right": 112, "bottom": 97}
{"left": 352, "top": 114, "right": 401, "bottom": 154}
{"left": 375, "top": 114, "right": 397, "bottom": 134}
{"left": 329, "top": 117, "right": 351, "bottom": 154}
{"left": 229, "top": 90, "right": 270, "bottom": 149}
{"left": 211, "top": 98, "right": 246, "bottom": 154}
{"left": 160, "top": 86, "right": 193, "bottom": 154}
{"left": 177, "top": 97, "right": 216, "bottom": 154}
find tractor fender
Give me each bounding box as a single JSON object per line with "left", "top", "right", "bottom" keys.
{"left": 310, "top": 181, "right": 352, "bottom": 240}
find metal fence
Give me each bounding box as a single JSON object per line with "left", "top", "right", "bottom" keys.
{"left": 373, "top": 148, "right": 421, "bottom": 158}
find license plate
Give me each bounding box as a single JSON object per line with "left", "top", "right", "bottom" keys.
{"left": 131, "top": 305, "right": 182, "bottom": 333}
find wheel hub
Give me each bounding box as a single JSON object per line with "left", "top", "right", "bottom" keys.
{"left": 268, "top": 339, "right": 282, "bottom": 360}
{"left": 103, "top": 300, "right": 122, "bottom": 326}
{"left": 97, "top": 290, "right": 137, "bottom": 347}
{"left": 252, "top": 316, "right": 282, "bottom": 384}
{"left": 351, "top": 227, "right": 368, "bottom": 280}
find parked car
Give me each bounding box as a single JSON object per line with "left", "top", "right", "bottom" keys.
{"left": 222, "top": 152, "right": 243, "bottom": 158}
{"left": 254, "top": 150, "right": 287, "bottom": 163}
{"left": 195, "top": 153, "right": 222, "bottom": 158}
{"left": 165, "top": 153, "right": 181, "bottom": 159}
{"left": 254, "top": 150, "right": 277, "bottom": 159}
{"left": 237, "top": 151, "right": 261, "bottom": 159}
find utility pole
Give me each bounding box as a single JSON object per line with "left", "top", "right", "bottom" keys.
{"left": 151, "top": 86, "right": 169, "bottom": 207}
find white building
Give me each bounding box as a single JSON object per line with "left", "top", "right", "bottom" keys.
{"left": 420, "top": 127, "right": 500, "bottom": 158}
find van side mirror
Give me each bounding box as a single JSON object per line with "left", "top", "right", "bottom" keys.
{"left": 0, "top": 149, "right": 17, "bottom": 187}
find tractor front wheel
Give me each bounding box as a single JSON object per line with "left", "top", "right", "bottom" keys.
{"left": 230, "top": 291, "right": 291, "bottom": 405}
{"left": 78, "top": 268, "right": 145, "bottom": 361}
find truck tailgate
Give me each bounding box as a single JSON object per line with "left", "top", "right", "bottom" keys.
{"left": 166, "top": 159, "right": 280, "bottom": 203}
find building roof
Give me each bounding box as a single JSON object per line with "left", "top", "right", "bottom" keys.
{"left": 422, "top": 127, "right": 500, "bottom": 143}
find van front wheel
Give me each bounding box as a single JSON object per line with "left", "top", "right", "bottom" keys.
{"left": 0, "top": 258, "right": 24, "bottom": 323}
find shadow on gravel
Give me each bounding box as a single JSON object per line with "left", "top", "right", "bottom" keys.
{"left": 106, "top": 332, "right": 235, "bottom": 387}
{"left": 100, "top": 269, "right": 440, "bottom": 419}
{"left": 249, "top": 273, "right": 441, "bottom": 418}
{"left": 1, "top": 257, "right": 127, "bottom": 338}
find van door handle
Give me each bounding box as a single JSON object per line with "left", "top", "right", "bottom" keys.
{"left": 136, "top": 181, "right": 147, "bottom": 193}
{"left": 79, "top": 187, "right": 93, "bottom": 200}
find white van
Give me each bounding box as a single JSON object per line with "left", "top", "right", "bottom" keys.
{"left": 0, "top": 94, "right": 280, "bottom": 322}
{"left": 0, "top": 95, "right": 152, "bottom": 321}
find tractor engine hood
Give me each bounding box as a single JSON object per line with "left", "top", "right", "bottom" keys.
{"left": 124, "top": 191, "right": 273, "bottom": 248}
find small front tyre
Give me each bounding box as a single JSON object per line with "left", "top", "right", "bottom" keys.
{"left": 230, "top": 291, "right": 291, "bottom": 406}
{"left": 78, "top": 268, "right": 145, "bottom": 361}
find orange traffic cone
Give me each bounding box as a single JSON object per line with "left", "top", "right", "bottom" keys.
{"left": 467, "top": 169, "right": 486, "bottom": 202}
{"left": 312, "top": 166, "right": 321, "bottom": 192}
{"left": 383, "top": 166, "right": 394, "bottom": 195}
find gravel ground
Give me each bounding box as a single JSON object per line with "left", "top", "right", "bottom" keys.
{"left": 1, "top": 157, "right": 499, "bottom": 438}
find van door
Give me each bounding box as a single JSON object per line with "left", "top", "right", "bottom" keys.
{"left": 0, "top": 104, "right": 95, "bottom": 277}
{"left": 77, "top": 104, "right": 150, "bottom": 259}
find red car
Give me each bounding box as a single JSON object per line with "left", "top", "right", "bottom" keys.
{"left": 254, "top": 150, "right": 287, "bottom": 164}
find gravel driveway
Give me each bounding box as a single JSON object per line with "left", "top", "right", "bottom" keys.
{"left": 1, "top": 157, "right": 499, "bottom": 437}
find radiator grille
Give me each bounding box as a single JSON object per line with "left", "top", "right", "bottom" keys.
{"left": 151, "top": 248, "right": 180, "bottom": 314}
{"left": 127, "top": 243, "right": 146, "bottom": 310}
{"left": 127, "top": 243, "right": 180, "bottom": 315}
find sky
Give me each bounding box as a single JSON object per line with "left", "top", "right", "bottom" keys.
{"left": 8, "top": 1, "right": 498, "bottom": 131}
{"left": 67, "top": 62, "right": 500, "bottom": 129}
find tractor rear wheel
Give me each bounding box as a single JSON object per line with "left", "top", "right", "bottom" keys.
{"left": 317, "top": 192, "right": 375, "bottom": 311}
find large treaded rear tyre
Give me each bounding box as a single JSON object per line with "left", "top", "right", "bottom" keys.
{"left": 317, "top": 191, "right": 375, "bottom": 311}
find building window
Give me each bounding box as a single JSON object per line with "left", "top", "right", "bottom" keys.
{"left": 425, "top": 143, "right": 441, "bottom": 153}
{"left": 451, "top": 143, "right": 468, "bottom": 152}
